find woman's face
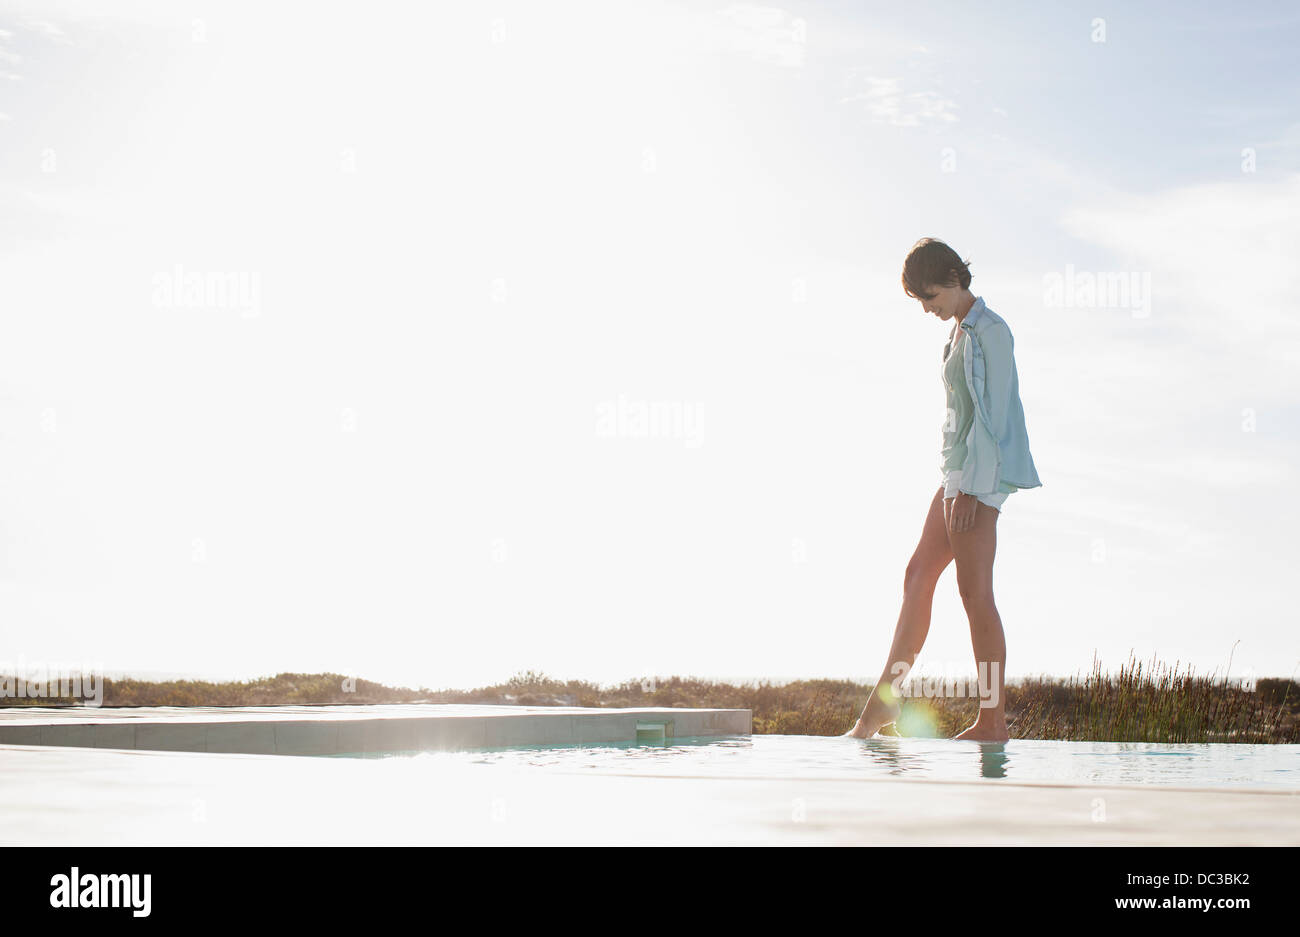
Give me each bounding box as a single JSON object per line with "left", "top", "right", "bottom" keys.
{"left": 916, "top": 281, "right": 964, "bottom": 321}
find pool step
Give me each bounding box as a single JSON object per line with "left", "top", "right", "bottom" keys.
{"left": 635, "top": 721, "right": 672, "bottom": 743}
{"left": 0, "top": 705, "right": 750, "bottom": 757}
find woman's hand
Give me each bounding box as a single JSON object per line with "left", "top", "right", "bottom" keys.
{"left": 946, "top": 492, "right": 979, "bottom": 533}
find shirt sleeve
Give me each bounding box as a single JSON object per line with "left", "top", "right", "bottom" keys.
{"left": 958, "top": 321, "right": 1014, "bottom": 496}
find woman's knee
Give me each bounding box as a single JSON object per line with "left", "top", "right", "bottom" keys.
{"left": 956, "top": 579, "right": 995, "bottom": 610}
{"left": 903, "top": 557, "right": 946, "bottom": 595}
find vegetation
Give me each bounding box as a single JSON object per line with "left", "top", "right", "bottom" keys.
{"left": 2, "top": 654, "right": 1295, "bottom": 743}
{"left": 0, "top": 673, "right": 420, "bottom": 708}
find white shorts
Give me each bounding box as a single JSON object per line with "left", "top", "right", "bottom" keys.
{"left": 942, "top": 469, "right": 1009, "bottom": 513}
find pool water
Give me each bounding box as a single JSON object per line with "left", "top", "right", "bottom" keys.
{"left": 338, "top": 735, "right": 1300, "bottom": 790}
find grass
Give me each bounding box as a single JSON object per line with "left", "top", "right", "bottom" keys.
{"left": 2, "top": 654, "right": 1295, "bottom": 743}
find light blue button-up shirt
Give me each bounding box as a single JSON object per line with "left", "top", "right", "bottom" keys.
{"left": 942, "top": 296, "right": 1042, "bottom": 496}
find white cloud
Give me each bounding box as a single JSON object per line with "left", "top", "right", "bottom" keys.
{"left": 21, "top": 18, "right": 66, "bottom": 40}
{"left": 1060, "top": 173, "right": 1300, "bottom": 376}
{"left": 840, "top": 75, "right": 958, "bottom": 126}
{"left": 705, "top": 3, "right": 806, "bottom": 67}
{"left": 1061, "top": 175, "right": 1300, "bottom": 315}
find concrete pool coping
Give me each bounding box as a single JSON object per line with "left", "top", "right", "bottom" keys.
{"left": 1, "top": 742, "right": 1295, "bottom": 846}
{"left": 0, "top": 703, "right": 752, "bottom": 755}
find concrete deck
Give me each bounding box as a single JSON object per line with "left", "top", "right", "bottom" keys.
{"left": 1, "top": 742, "right": 1295, "bottom": 845}
{"left": 0, "top": 704, "right": 751, "bottom": 755}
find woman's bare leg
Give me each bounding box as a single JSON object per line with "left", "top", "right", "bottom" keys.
{"left": 945, "top": 498, "right": 1009, "bottom": 742}
{"left": 844, "top": 486, "right": 953, "bottom": 738}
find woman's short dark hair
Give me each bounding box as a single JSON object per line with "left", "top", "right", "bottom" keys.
{"left": 901, "top": 238, "right": 972, "bottom": 299}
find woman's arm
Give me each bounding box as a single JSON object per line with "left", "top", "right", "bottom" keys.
{"left": 957, "top": 321, "right": 1015, "bottom": 496}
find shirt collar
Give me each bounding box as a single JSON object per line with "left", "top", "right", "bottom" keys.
{"left": 958, "top": 295, "right": 985, "bottom": 331}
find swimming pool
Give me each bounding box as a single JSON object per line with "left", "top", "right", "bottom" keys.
{"left": 335, "top": 734, "right": 1300, "bottom": 790}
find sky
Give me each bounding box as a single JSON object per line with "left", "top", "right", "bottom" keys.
{"left": 0, "top": 0, "right": 1297, "bottom": 692}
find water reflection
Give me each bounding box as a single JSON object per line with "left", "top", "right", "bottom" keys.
{"left": 847, "top": 737, "right": 1009, "bottom": 779}
{"left": 843, "top": 737, "right": 921, "bottom": 778}
{"left": 342, "top": 735, "right": 1300, "bottom": 790}
{"left": 977, "top": 742, "right": 1010, "bottom": 779}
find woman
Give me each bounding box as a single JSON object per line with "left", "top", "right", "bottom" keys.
{"left": 844, "top": 238, "right": 1042, "bottom": 742}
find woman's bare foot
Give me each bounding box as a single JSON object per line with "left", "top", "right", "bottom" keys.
{"left": 842, "top": 700, "right": 902, "bottom": 738}
{"left": 842, "top": 723, "right": 874, "bottom": 739}
{"left": 953, "top": 716, "right": 1009, "bottom": 742}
